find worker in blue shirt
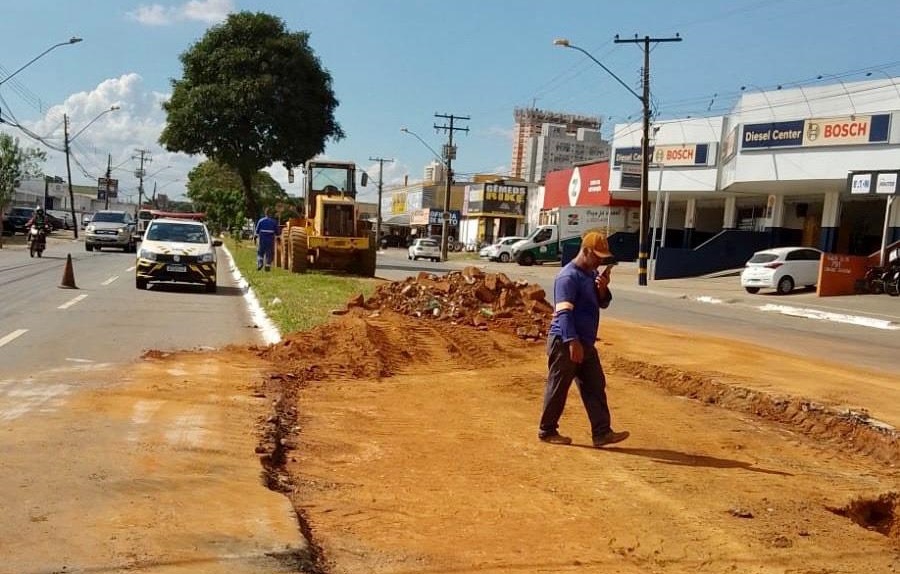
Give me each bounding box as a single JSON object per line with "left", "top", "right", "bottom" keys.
{"left": 538, "top": 231, "right": 630, "bottom": 448}
{"left": 254, "top": 209, "right": 280, "bottom": 271}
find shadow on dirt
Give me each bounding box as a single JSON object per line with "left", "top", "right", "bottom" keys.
{"left": 594, "top": 445, "right": 794, "bottom": 476}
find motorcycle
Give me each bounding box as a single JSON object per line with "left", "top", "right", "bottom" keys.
{"left": 28, "top": 225, "right": 48, "bottom": 258}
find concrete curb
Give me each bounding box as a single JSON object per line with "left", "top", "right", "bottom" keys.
{"left": 221, "top": 245, "right": 282, "bottom": 345}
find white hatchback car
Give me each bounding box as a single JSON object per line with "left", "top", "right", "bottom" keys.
{"left": 740, "top": 247, "right": 823, "bottom": 294}
{"left": 408, "top": 238, "right": 441, "bottom": 262}
{"left": 479, "top": 236, "right": 526, "bottom": 263}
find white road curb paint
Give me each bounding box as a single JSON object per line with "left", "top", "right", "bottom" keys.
{"left": 758, "top": 304, "right": 900, "bottom": 330}
{"left": 0, "top": 329, "right": 28, "bottom": 349}
{"left": 221, "top": 245, "right": 281, "bottom": 345}
{"left": 126, "top": 265, "right": 136, "bottom": 272}
{"left": 58, "top": 294, "right": 88, "bottom": 310}
{"left": 101, "top": 275, "right": 119, "bottom": 285}
{"left": 694, "top": 296, "right": 725, "bottom": 304}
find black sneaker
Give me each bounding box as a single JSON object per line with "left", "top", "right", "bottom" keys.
{"left": 539, "top": 433, "right": 573, "bottom": 445}
{"left": 593, "top": 430, "right": 629, "bottom": 447}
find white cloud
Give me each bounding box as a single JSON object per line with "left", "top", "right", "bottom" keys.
{"left": 127, "top": 0, "right": 233, "bottom": 26}
{"left": 16, "top": 73, "right": 198, "bottom": 201}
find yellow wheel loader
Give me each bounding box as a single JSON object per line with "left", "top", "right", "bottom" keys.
{"left": 281, "top": 160, "right": 376, "bottom": 277}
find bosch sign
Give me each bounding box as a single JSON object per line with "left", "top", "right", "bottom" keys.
{"left": 743, "top": 115, "right": 890, "bottom": 150}
{"left": 803, "top": 115, "right": 890, "bottom": 147}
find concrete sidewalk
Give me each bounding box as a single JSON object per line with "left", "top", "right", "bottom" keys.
{"left": 614, "top": 263, "right": 900, "bottom": 330}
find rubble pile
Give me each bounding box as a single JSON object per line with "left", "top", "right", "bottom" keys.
{"left": 357, "top": 266, "right": 553, "bottom": 340}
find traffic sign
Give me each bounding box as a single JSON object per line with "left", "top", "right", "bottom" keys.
{"left": 97, "top": 177, "right": 119, "bottom": 199}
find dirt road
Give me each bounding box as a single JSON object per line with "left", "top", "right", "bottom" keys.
{"left": 5, "top": 268, "right": 898, "bottom": 573}
{"left": 258, "top": 308, "right": 899, "bottom": 574}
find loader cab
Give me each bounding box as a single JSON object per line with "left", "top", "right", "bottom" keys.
{"left": 305, "top": 162, "right": 360, "bottom": 219}
{"left": 304, "top": 161, "right": 369, "bottom": 237}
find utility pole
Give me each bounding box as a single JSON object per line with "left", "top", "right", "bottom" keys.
{"left": 104, "top": 153, "right": 112, "bottom": 210}
{"left": 369, "top": 156, "right": 394, "bottom": 250}
{"left": 433, "top": 112, "right": 469, "bottom": 261}
{"left": 63, "top": 114, "right": 79, "bottom": 239}
{"left": 133, "top": 148, "right": 151, "bottom": 219}
{"left": 614, "top": 34, "right": 681, "bottom": 286}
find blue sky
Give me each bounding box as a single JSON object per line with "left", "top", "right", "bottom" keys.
{"left": 2, "top": 0, "right": 899, "bottom": 203}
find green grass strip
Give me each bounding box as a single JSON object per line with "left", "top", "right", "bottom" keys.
{"left": 224, "top": 237, "right": 377, "bottom": 334}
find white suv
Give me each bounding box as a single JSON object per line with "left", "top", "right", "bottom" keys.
{"left": 85, "top": 210, "right": 136, "bottom": 252}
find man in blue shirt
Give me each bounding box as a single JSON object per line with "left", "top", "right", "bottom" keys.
{"left": 254, "top": 209, "right": 280, "bottom": 271}
{"left": 538, "top": 231, "right": 630, "bottom": 448}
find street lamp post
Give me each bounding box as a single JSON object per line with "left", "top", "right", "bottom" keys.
{"left": 554, "top": 36, "right": 680, "bottom": 286}
{"left": 0, "top": 37, "right": 82, "bottom": 88}
{"left": 401, "top": 126, "right": 448, "bottom": 252}
{"left": 64, "top": 105, "right": 120, "bottom": 239}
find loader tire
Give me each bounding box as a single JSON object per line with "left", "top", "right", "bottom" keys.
{"left": 289, "top": 228, "right": 308, "bottom": 273}
{"left": 358, "top": 232, "right": 377, "bottom": 277}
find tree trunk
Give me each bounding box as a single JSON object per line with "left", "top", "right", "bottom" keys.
{"left": 240, "top": 171, "right": 260, "bottom": 223}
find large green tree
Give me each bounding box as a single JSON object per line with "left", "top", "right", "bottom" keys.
{"left": 186, "top": 159, "right": 292, "bottom": 234}
{"left": 0, "top": 133, "right": 46, "bottom": 246}
{"left": 159, "top": 11, "right": 343, "bottom": 220}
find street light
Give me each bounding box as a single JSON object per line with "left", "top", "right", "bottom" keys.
{"left": 64, "top": 105, "right": 119, "bottom": 239}
{"left": 401, "top": 127, "right": 446, "bottom": 166}
{"left": 70, "top": 105, "right": 120, "bottom": 143}
{"left": 554, "top": 37, "right": 678, "bottom": 286}
{"left": 0, "top": 37, "right": 83, "bottom": 87}
{"left": 400, "top": 127, "right": 452, "bottom": 261}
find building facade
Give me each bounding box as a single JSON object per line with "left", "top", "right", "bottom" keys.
{"left": 607, "top": 77, "right": 900, "bottom": 277}
{"left": 511, "top": 108, "right": 601, "bottom": 179}
{"left": 522, "top": 123, "right": 609, "bottom": 184}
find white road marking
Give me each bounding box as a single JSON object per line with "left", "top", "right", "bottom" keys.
{"left": 165, "top": 411, "right": 209, "bottom": 448}
{"left": 126, "top": 265, "right": 136, "bottom": 272}
{"left": 65, "top": 358, "right": 94, "bottom": 363}
{"left": 58, "top": 294, "right": 88, "bottom": 310}
{"left": 758, "top": 304, "right": 900, "bottom": 330}
{"left": 101, "top": 275, "right": 119, "bottom": 285}
{"left": 127, "top": 399, "right": 166, "bottom": 443}
{"left": 0, "top": 329, "right": 28, "bottom": 349}
{"left": 0, "top": 382, "right": 72, "bottom": 422}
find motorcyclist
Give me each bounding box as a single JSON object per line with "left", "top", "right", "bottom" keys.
{"left": 26, "top": 206, "right": 51, "bottom": 245}
{"left": 26, "top": 206, "right": 50, "bottom": 231}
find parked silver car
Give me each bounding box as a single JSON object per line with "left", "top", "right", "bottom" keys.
{"left": 85, "top": 210, "right": 137, "bottom": 252}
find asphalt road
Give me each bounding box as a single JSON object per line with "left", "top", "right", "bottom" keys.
{"left": 375, "top": 249, "right": 899, "bottom": 375}
{"left": 0, "top": 238, "right": 260, "bottom": 379}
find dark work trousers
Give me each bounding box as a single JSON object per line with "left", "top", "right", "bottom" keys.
{"left": 538, "top": 335, "right": 611, "bottom": 441}
{"left": 257, "top": 235, "right": 275, "bottom": 268}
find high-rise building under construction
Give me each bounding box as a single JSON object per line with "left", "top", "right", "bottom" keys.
{"left": 510, "top": 108, "right": 602, "bottom": 180}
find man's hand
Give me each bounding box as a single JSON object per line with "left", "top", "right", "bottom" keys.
{"left": 596, "top": 266, "right": 611, "bottom": 293}
{"left": 568, "top": 339, "right": 584, "bottom": 364}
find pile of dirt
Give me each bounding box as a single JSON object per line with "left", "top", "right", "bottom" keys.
{"left": 357, "top": 266, "right": 553, "bottom": 340}
{"left": 257, "top": 312, "right": 399, "bottom": 382}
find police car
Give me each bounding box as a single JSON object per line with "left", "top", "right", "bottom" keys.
{"left": 136, "top": 218, "right": 221, "bottom": 292}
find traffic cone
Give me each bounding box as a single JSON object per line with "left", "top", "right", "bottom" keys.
{"left": 59, "top": 253, "right": 78, "bottom": 289}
